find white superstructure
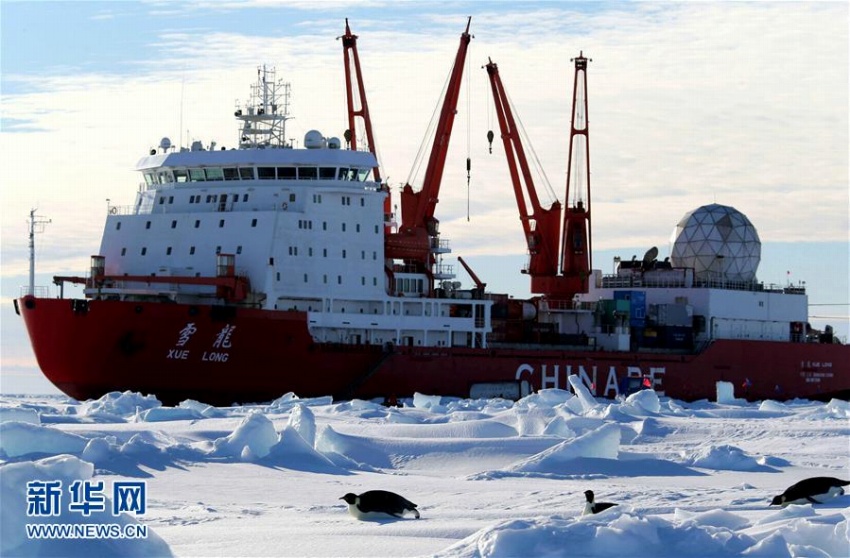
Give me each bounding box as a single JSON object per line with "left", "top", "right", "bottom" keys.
{"left": 92, "top": 67, "right": 492, "bottom": 350}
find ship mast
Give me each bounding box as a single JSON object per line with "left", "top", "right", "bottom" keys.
{"left": 27, "top": 209, "right": 51, "bottom": 295}
{"left": 235, "top": 66, "right": 291, "bottom": 149}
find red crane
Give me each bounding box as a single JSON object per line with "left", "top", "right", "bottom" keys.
{"left": 484, "top": 53, "right": 592, "bottom": 301}
{"left": 384, "top": 18, "right": 473, "bottom": 272}
{"left": 484, "top": 59, "right": 563, "bottom": 294}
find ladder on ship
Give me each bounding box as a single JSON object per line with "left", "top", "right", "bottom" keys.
{"left": 336, "top": 343, "right": 396, "bottom": 401}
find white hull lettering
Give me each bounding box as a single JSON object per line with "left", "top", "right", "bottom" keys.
{"left": 167, "top": 349, "right": 190, "bottom": 360}
{"left": 202, "top": 351, "right": 229, "bottom": 363}
{"left": 515, "top": 363, "right": 666, "bottom": 396}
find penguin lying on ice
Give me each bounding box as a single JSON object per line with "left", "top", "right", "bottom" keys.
{"left": 769, "top": 477, "right": 850, "bottom": 507}
{"left": 340, "top": 490, "right": 420, "bottom": 519}
{"left": 583, "top": 490, "right": 618, "bottom": 515}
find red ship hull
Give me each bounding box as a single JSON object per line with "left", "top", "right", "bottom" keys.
{"left": 16, "top": 296, "right": 850, "bottom": 406}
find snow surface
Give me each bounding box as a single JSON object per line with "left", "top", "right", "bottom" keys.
{"left": 1, "top": 379, "right": 848, "bottom": 557}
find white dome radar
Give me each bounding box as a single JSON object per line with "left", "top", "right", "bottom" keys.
{"left": 670, "top": 204, "right": 761, "bottom": 283}
{"left": 304, "top": 130, "right": 326, "bottom": 149}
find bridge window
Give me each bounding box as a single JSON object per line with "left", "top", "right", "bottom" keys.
{"left": 205, "top": 168, "right": 224, "bottom": 181}
{"left": 223, "top": 168, "right": 239, "bottom": 180}
{"left": 277, "top": 167, "right": 295, "bottom": 179}
{"left": 189, "top": 169, "right": 205, "bottom": 181}
{"left": 174, "top": 170, "right": 188, "bottom": 183}
{"left": 319, "top": 167, "right": 336, "bottom": 179}
{"left": 239, "top": 168, "right": 254, "bottom": 180}
{"left": 258, "top": 167, "right": 276, "bottom": 180}
{"left": 298, "top": 167, "right": 317, "bottom": 180}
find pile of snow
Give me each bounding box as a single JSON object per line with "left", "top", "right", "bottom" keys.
{"left": 0, "top": 405, "right": 41, "bottom": 425}
{"left": 0, "top": 422, "right": 88, "bottom": 458}
{"left": 680, "top": 444, "right": 770, "bottom": 471}
{"left": 211, "top": 412, "right": 279, "bottom": 460}
{"left": 506, "top": 423, "right": 620, "bottom": 474}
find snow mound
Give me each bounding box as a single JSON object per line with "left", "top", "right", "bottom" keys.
{"left": 138, "top": 407, "right": 203, "bottom": 422}
{"left": 287, "top": 404, "right": 316, "bottom": 447}
{"left": 506, "top": 422, "right": 620, "bottom": 473}
{"left": 622, "top": 389, "right": 661, "bottom": 414}
{"left": 515, "top": 388, "right": 574, "bottom": 409}
{"left": 680, "top": 444, "right": 770, "bottom": 471}
{"left": 825, "top": 398, "right": 850, "bottom": 419}
{"left": 0, "top": 405, "right": 41, "bottom": 425}
{"left": 178, "top": 399, "right": 227, "bottom": 418}
{"left": 211, "top": 412, "right": 278, "bottom": 460}
{"left": 568, "top": 374, "right": 602, "bottom": 413}
{"left": 315, "top": 425, "right": 389, "bottom": 469}
{"left": 413, "top": 392, "right": 446, "bottom": 412}
{"left": 0, "top": 422, "right": 88, "bottom": 458}
{"left": 266, "top": 426, "right": 342, "bottom": 473}
{"left": 81, "top": 391, "right": 161, "bottom": 421}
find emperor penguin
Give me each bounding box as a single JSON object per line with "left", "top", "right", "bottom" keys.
{"left": 769, "top": 477, "right": 850, "bottom": 507}
{"left": 583, "top": 490, "right": 618, "bottom": 515}
{"left": 340, "top": 490, "right": 420, "bottom": 520}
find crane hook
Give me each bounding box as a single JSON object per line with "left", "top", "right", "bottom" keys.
{"left": 487, "top": 130, "right": 494, "bottom": 154}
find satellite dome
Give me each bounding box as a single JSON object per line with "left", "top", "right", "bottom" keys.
{"left": 669, "top": 204, "right": 761, "bottom": 283}
{"left": 304, "top": 130, "right": 326, "bottom": 149}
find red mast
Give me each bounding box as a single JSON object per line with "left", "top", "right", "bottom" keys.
{"left": 384, "top": 18, "right": 473, "bottom": 271}
{"left": 340, "top": 19, "right": 381, "bottom": 182}
{"left": 560, "top": 52, "right": 592, "bottom": 293}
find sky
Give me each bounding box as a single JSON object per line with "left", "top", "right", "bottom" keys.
{"left": 1, "top": 1, "right": 848, "bottom": 392}
{"left": 1, "top": 386, "right": 848, "bottom": 556}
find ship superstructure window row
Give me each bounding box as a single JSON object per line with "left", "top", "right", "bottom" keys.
{"left": 145, "top": 166, "right": 371, "bottom": 187}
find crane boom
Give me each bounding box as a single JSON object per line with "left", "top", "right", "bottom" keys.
{"left": 485, "top": 54, "right": 592, "bottom": 301}
{"left": 385, "top": 18, "right": 473, "bottom": 268}
{"left": 484, "top": 59, "right": 562, "bottom": 290}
